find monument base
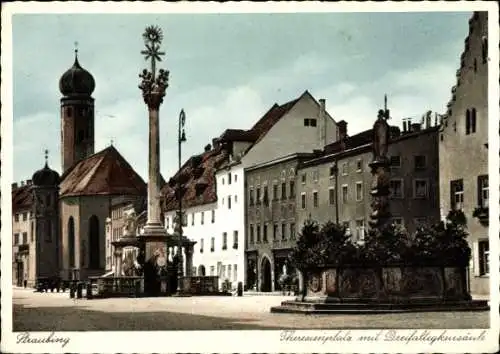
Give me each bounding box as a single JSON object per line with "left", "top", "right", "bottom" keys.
{"left": 137, "top": 223, "right": 171, "bottom": 296}
{"left": 271, "top": 299, "right": 489, "bottom": 314}
{"left": 140, "top": 223, "right": 169, "bottom": 261}
{"left": 270, "top": 265, "right": 489, "bottom": 314}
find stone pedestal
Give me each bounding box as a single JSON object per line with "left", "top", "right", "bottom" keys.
{"left": 369, "top": 159, "right": 392, "bottom": 229}
{"left": 141, "top": 225, "right": 169, "bottom": 264}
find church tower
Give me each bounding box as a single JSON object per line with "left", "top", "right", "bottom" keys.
{"left": 31, "top": 150, "right": 61, "bottom": 278}
{"left": 59, "top": 48, "right": 96, "bottom": 173}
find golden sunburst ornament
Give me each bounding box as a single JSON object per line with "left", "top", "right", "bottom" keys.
{"left": 143, "top": 25, "right": 163, "bottom": 45}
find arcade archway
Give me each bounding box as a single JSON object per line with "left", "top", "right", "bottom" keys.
{"left": 260, "top": 256, "right": 272, "bottom": 292}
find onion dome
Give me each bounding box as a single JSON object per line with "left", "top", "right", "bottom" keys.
{"left": 59, "top": 49, "right": 95, "bottom": 97}
{"left": 32, "top": 150, "right": 60, "bottom": 186}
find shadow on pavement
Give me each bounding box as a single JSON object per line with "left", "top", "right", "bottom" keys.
{"left": 13, "top": 302, "right": 490, "bottom": 331}
{"left": 13, "top": 304, "right": 275, "bottom": 331}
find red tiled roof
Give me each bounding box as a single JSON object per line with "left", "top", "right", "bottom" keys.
{"left": 12, "top": 185, "right": 33, "bottom": 213}
{"left": 324, "top": 126, "right": 401, "bottom": 154}
{"left": 248, "top": 98, "right": 299, "bottom": 146}
{"left": 161, "top": 146, "right": 229, "bottom": 211}
{"left": 59, "top": 145, "right": 147, "bottom": 197}
{"left": 218, "top": 129, "right": 257, "bottom": 142}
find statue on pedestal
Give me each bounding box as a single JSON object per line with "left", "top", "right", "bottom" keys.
{"left": 123, "top": 209, "right": 138, "bottom": 237}
{"left": 369, "top": 96, "right": 392, "bottom": 230}
{"left": 372, "top": 109, "right": 390, "bottom": 163}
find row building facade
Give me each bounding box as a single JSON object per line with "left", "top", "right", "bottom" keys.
{"left": 439, "top": 11, "right": 490, "bottom": 295}
{"left": 297, "top": 120, "right": 441, "bottom": 239}
{"left": 162, "top": 91, "right": 340, "bottom": 290}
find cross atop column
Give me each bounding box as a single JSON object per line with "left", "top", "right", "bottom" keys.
{"left": 44, "top": 149, "right": 49, "bottom": 166}
{"left": 141, "top": 26, "right": 166, "bottom": 80}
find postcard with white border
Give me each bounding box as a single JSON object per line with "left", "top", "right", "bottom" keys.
{"left": 1, "top": 1, "right": 499, "bottom": 353}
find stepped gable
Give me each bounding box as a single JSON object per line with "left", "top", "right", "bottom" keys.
{"left": 12, "top": 184, "right": 33, "bottom": 212}
{"left": 161, "top": 146, "right": 229, "bottom": 211}
{"left": 59, "top": 145, "right": 147, "bottom": 197}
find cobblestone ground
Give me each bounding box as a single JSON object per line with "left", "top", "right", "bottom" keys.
{"left": 12, "top": 288, "right": 489, "bottom": 331}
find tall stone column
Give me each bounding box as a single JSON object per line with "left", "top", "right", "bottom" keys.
{"left": 138, "top": 25, "right": 170, "bottom": 264}
{"left": 147, "top": 107, "right": 161, "bottom": 227}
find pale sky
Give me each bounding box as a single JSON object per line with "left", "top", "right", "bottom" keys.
{"left": 12, "top": 11, "right": 471, "bottom": 182}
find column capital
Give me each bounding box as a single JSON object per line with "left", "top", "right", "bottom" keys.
{"left": 139, "top": 69, "right": 169, "bottom": 110}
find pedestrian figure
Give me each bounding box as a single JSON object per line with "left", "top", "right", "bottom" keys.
{"left": 23, "top": 279, "right": 27, "bottom": 288}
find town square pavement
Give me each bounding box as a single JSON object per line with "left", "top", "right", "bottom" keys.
{"left": 12, "top": 287, "right": 489, "bottom": 331}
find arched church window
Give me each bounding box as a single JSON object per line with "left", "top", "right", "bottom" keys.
{"left": 482, "top": 36, "right": 488, "bottom": 64}
{"left": 46, "top": 195, "right": 51, "bottom": 207}
{"left": 471, "top": 108, "right": 477, "bottom": 133}
{"left": 77, "top": 130, "right": 84, "bottom": 143}
{"left": 66, "top": 107, "right": 73, "bottom": 118}
{"left": 68, "top": 217, "right": 75, "bottom": 268}
{"left": 89, "top": 215, "right": 100, "bottom": 269}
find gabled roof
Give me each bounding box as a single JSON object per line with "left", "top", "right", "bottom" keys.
{"left": 161, "top": 146, "right": 229, "bottom": 211}
{"left": 218, "top": 129, "right": 257, "bottom": 142}
{"left": 59, "top": 145, "right": 147, "bottom": 198}
{"left": 12, "top": 184, "right": 33, "bottom": 213}
{"left": 161, "top": 91, "right": 308, "bottom": 210}
{"left": 248, "top": 96, "right": 300, "bottom": 147}
{"left": 323, "top": 126, "right": 401, "bottom": 155}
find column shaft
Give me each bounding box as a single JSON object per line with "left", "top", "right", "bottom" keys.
{"left": 185, "top": 245, "right": 193, "bottom": 277}
{"left": 147, "top": 108, "right": 161, "bottom": 226}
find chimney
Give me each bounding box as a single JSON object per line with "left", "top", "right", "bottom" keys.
{"left": 27, "top": 179, "right": 32, "bottom": 186}
{"left": 434, "top": 113, "right": 438, "bottom": 127}
{"left": 12, "top": 182, "right": 18, "bottom": 189}
{"left": 426, "top": 113, "right": 431, "bottom": 129}
{"left": 319, "top": 99, "right": 326, "bottom": 145}
{"left": 407, "top": 118, "right": 412, "bottom": 132}
{"left": 411, "top": 123, "right": 421, "bottom": 132}
{"left": 337, "top": 120, "right": 347, "bottom": 141}
{"left": 204, "top": 144, "right": 211, "bottom": 152}
{"left": 212, "top": 138, "right": 220, "bottom": 149}
{"left": 402, "top": 119, "right": 407, "bottom": 133}
{"left": 21, "top": 181, "right": 25, "bottom": 186}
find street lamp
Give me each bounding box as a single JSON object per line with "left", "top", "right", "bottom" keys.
{"left": 177, "top": 109, "right": 186, "bottom": 292}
